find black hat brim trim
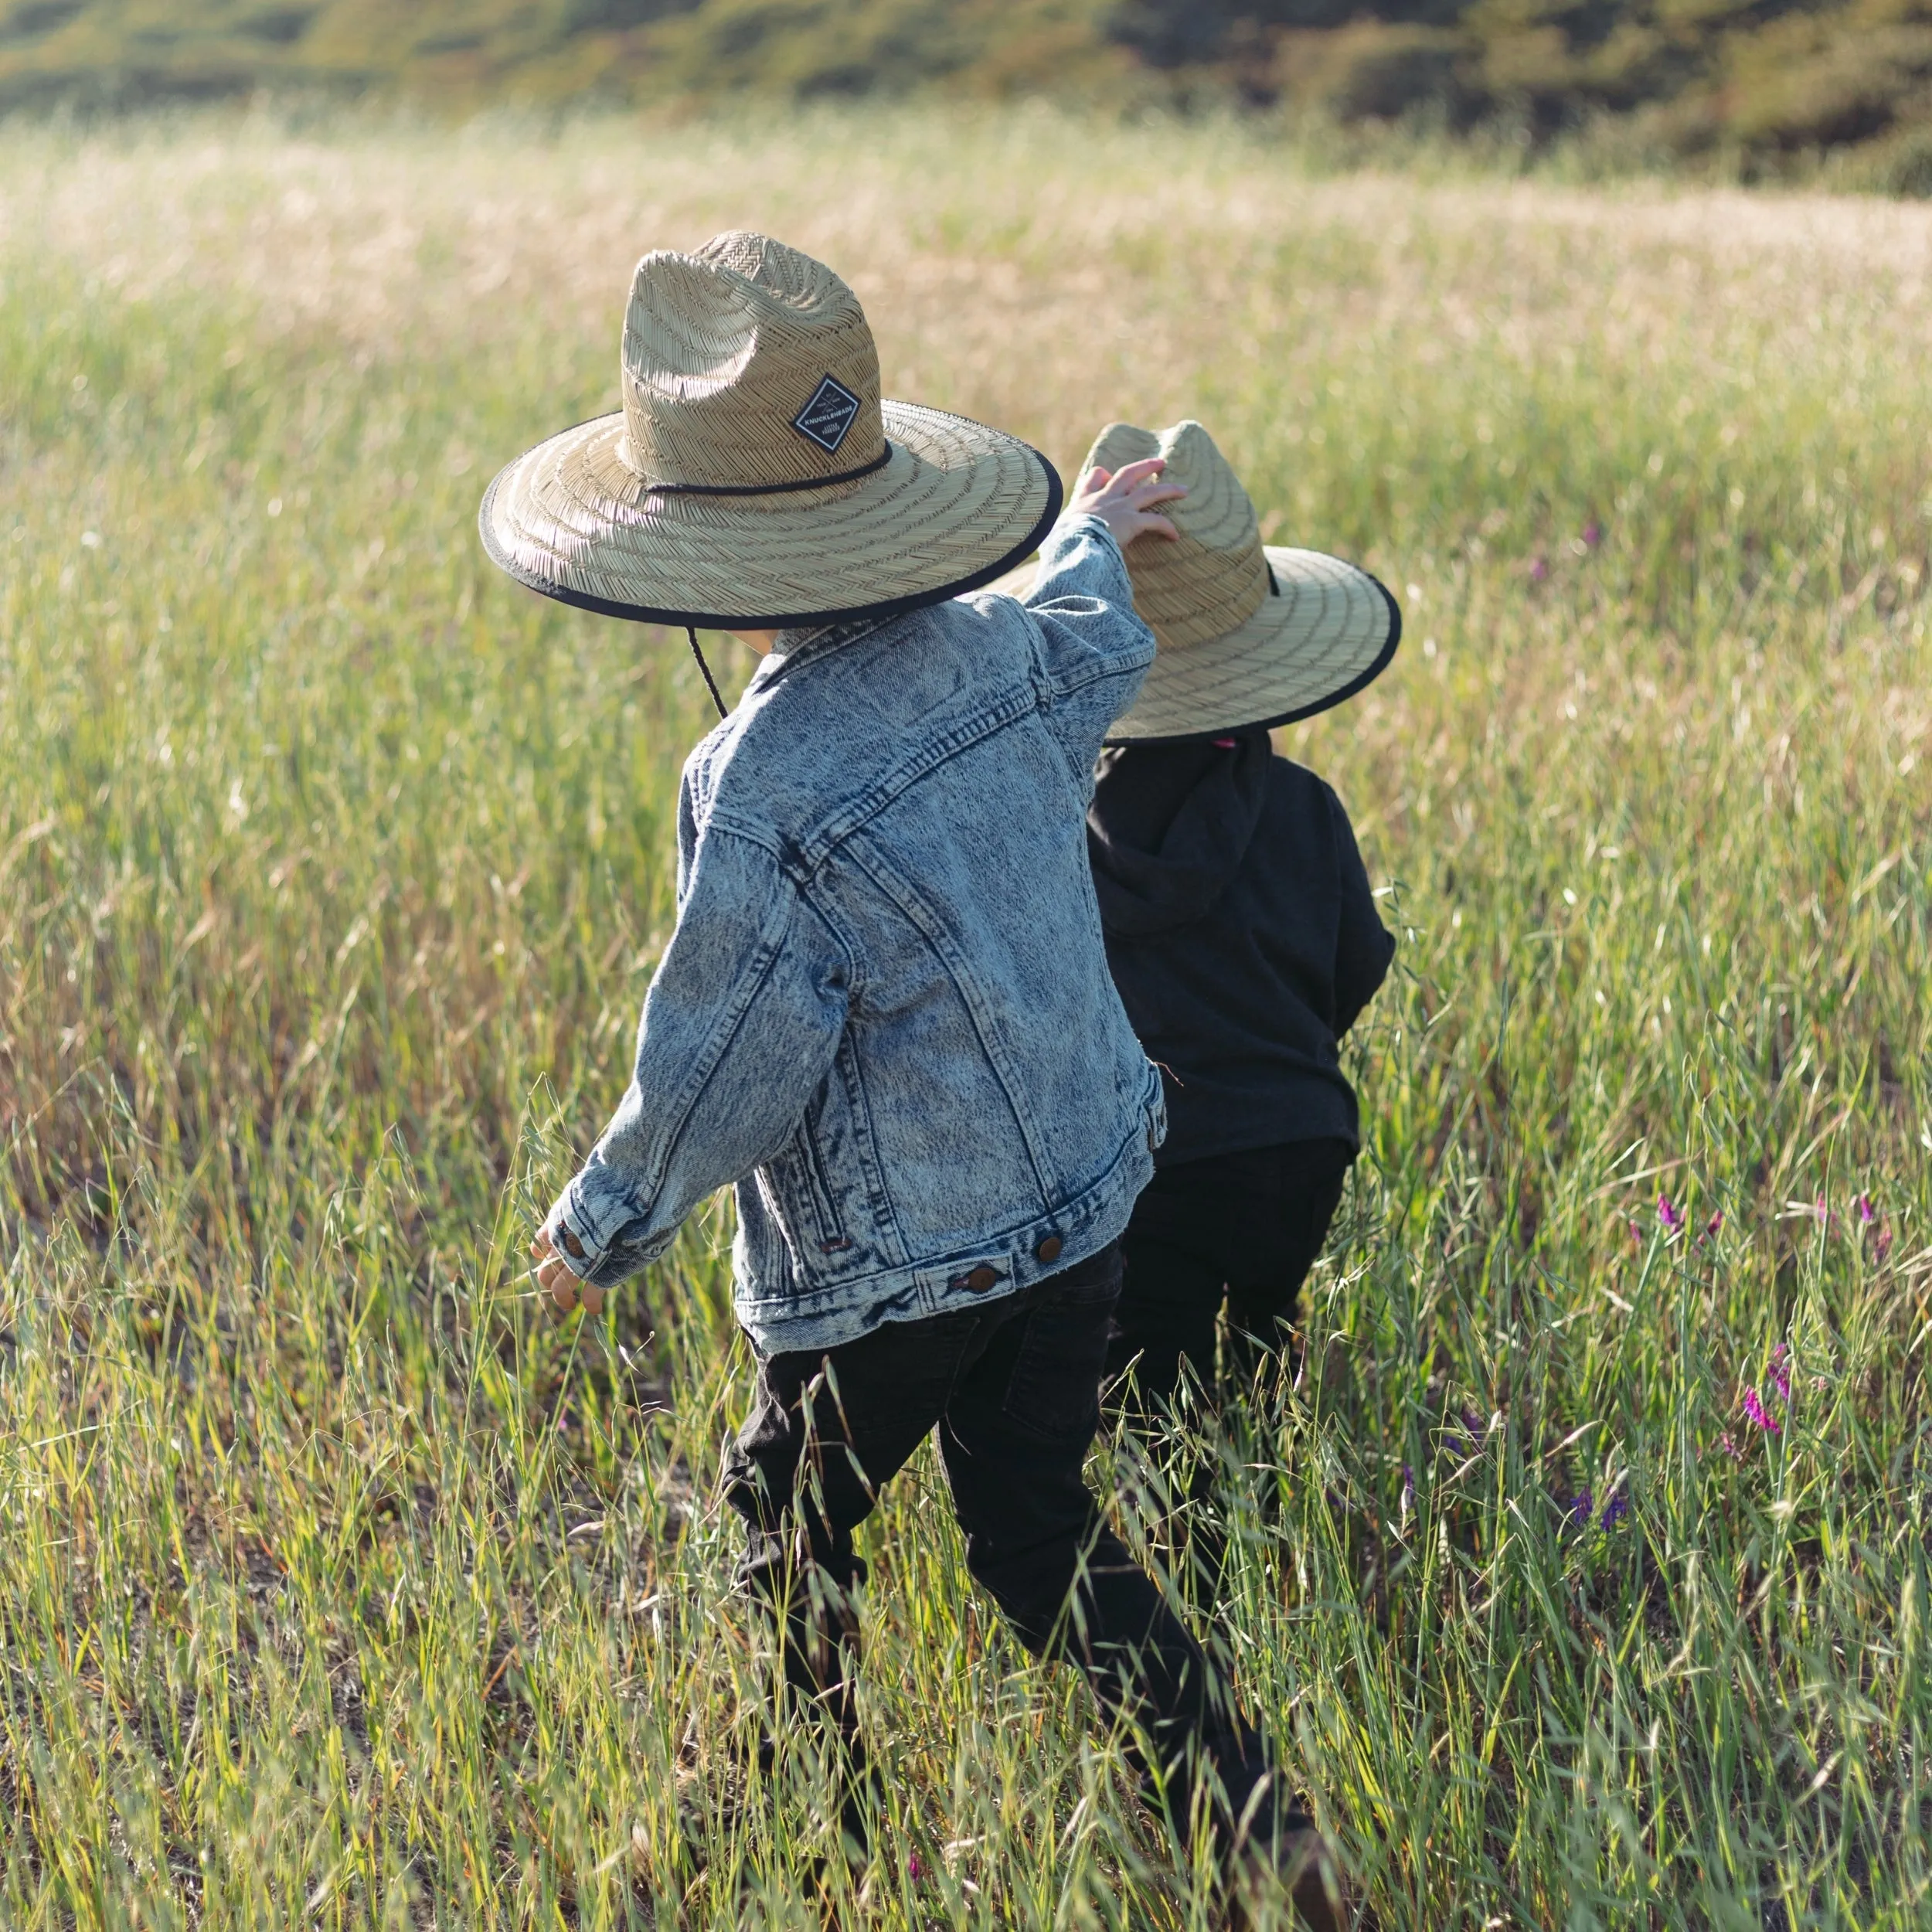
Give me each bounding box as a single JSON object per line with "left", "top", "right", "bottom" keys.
{"left": 1100, "top": 574, "right": 1403, "bottom": 747}
{"left": 478, "top": 443, "right": 1064, "bottom": 633}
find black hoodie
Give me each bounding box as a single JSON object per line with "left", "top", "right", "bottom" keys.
{"left": 1087, "top": 730, "right": 1394, "bottom": 1167}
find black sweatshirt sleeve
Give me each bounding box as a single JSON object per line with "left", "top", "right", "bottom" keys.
{"left": 1328, "top": 789, "right": 1395, "bottom": 1036}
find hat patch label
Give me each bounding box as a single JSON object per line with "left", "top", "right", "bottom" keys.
{"left": 793, "top": 375, "right": 862, "bottom": 454}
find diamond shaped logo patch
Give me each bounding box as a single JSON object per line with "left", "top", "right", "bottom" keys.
{"left": 793, "top": 374, "right": 862, "bottom": 455}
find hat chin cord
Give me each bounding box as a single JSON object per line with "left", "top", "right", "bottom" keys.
{"left": 686, "top": 626, "right": 729, "bottom": 720}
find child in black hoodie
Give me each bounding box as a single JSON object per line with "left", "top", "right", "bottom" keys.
{"left": 1091, "top": 726, "right": 1393, "bottom": 1402}
{"left": 1019, "top": 420, "right": 1400, "bottom": 1412}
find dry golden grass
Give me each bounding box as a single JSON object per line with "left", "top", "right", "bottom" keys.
{"left": 9, "top": 113, "right": 1932, "bottom": 454}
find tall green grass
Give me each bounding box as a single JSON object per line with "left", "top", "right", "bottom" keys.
{"left": 1, "top": 110, "right": 1929, "bottom": 1927}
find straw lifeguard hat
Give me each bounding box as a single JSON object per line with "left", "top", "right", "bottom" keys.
{"left": 481, "top": 231, "right": 1063, "bottom": 628}
{"left": 1000, "top": 420, "right": 1399, "bottom": 743}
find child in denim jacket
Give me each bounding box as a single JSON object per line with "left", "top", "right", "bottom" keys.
{"left": 481, "top": 237, "right": 1342, "bottom": 1926}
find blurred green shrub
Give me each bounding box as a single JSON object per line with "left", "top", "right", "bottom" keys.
{"left": 1277, "top": 22, "right": 1475, "bottom": 123}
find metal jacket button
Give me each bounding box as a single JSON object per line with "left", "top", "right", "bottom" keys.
{"left": 966, "top": 1264, "right": 998, "bottom": 1293}
{"left": 1034, "top": 1235, "right": 1063, "bottom": 1264}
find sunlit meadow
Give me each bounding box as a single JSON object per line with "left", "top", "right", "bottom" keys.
{"left": 1, "top": 107, "right": 1929, "bottom": 1928}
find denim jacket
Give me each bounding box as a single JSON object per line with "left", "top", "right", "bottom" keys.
{"left": 546, "top": 513, "right": 1165, "bottom": 1355}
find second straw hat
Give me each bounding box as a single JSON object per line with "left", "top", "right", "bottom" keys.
{"left": 481, "top": 231, "right": 1062, "bottom": 629}
{"left": 999, "top": 420, "right": 1399, "bottom": 742}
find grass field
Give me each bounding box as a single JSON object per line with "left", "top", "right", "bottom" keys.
{"left": 2, "top": 107, "right": 1930, "bottom": 1928}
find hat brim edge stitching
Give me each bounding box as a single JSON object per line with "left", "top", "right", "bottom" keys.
{"left": 1101, "top": 573, "right": 1403, "bottom": 747}
{"left": 477, "top": 444, "right": 1065, "bottom": 631}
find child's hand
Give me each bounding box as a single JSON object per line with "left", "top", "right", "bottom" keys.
{"left": 531, "top": 1225, "right": 605, "bottom": 1321}
{"left": 1068, "top": 455, "right": 1185, "bottom": 550}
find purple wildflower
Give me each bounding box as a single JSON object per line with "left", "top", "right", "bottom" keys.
{"left": 1703, "top": 1209, "right": 1724, "bottom": 1241}
{"left": 1581, "top": 521, "right": 1603, "bottom": 548}
{"left": 1717, "top": 1431, "right": 1743, "bottom": 1462}
{"left": 1853, "top": 1193, "right": 1894, "bottom": 1263}
{"left": 907, "top": 1852, "right": 927, "bottom": 1883}
{"left": 1463, "top": 1407, "right": 1485, "bottom": 1449}
{"left": 1567, "top": 1488, "right": 1594, "bottom": 1528}
{"left": 1630, "top": 1219, "right": 1645, "bottom": 1246}
{"left": 1529, "top": 555, "right": 1549, "bottom": 583}
{"left": 1658, "top": 1195, "right": 1684, "bottom": 1233}
{"left": 1769, "top": 1343, "right": 1791, "bottom": 1405}
{"left": 1741, "top": 1386, "right": 1781, "bottom": 1434}
{"left": 1815, "top": 1193, "right": 1832, "bottom": 1229}
{"left": 1600, "top": 1493, "right": 1629, "bottom": 1530}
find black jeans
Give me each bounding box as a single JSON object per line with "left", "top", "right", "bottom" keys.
{"left": 722, "top": 1242, "right": 1291, "bottom": 1857}
{"left": 1104, "top": 1141, "right": 1353, "bottom": 1614}
{"left": 1106, "top": 1138, "right": 1355, "bottom": 1406}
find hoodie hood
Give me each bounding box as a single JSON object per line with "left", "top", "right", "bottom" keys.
{"left": 1087, "top": 728, "right": 1273, "bottom": 939}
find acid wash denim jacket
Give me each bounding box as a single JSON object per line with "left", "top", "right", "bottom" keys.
{"left": 546, "top": 513, "right": 1165, "bottom": 1357}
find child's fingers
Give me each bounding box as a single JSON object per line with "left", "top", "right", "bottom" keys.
{"left": 1107, "top": 455, "right": 1168, "bottom": 488}
{"left": 535, "top": 1253, "right": 579, "bottom": 1314}
{"left": 532, "top": 1245, "right": 604, "bottom": 1320}
{"left": 1133, "top": 513, "right": 1182, "bottom": 543}
{"left": 1131, "top": 479, "right": 1187, "bottom": 508}
{"left": 1081, "top": 464, "right": 1114, "bottom": 490}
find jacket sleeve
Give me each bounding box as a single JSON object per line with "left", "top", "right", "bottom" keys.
{"left": 1330, "top": 788, "right": 1395, "bottom": 1036}
{"left": 1018, "top": 513, "right": 1157, "bottom": 780}
{"left": 545, "top": 813, "right": 851, "bottom": 1290}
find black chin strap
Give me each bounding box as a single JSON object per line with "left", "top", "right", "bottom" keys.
{"left": 686, "top": 625, "right": 728, "bottom": 719}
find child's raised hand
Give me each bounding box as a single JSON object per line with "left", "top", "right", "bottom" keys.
{"left": 1069, "top": 455, "right": 1185, "bottom": 550}
{"left": 531, "top": 1225, "right": 605, "bottom": 1321}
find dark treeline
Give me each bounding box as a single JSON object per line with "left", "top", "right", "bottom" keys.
{"left": 2, "top": 0, "right": 1929, "bottom": 186}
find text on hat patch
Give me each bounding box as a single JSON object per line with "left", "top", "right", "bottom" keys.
{"left": 793, "top": 375, "right": 862, "bottom": 455}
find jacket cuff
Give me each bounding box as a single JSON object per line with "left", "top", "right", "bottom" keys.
{"left": 1040, "top": 511, "right": 1117, "bottom": 558}
{"left": 546, "top": 1162, "right": 672, "bottom": 1290}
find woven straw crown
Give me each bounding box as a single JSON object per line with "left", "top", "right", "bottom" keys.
{"left": 991, "top": 415, "right": 1399, "bottom": 740}
{"left": 1087, "top": 420, "right": 1269, "bottom": 650}
{"left": 613, "top": 231, "right": 888, "bottom": 494}
{"left": 479, "top": 230, "right": 1060, "bottom": 629}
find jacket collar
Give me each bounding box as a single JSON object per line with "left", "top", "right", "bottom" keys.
{"left": 747, "top": 612, "right": 898, "bottom": 697}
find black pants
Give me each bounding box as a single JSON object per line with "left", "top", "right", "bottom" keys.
{"left": 722, "top": 1242, "right": 1292, "bottom": 1857}
{"left": 1106, "top": 1138, "right": 1355, "bottom": 1406}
